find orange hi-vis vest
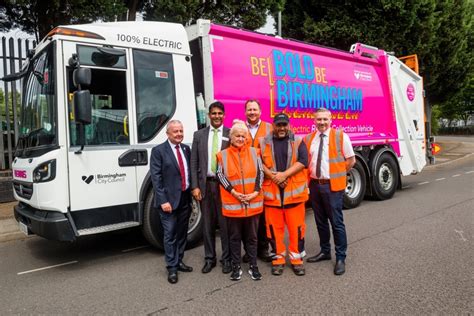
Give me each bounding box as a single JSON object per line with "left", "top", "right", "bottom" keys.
{"left": 217, "top": 146, "right": 264, "bottom": 218}
{"left": 304, "top": 129, "right": 347, "bottom": 191}
{"left": 246, "top": 121, "right": 272, "bottom": 148}
{"left": 259, "top": 133, "right": 309, "bottom": 207}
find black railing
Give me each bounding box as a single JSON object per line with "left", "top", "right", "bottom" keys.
{"left": 0, "top": 36, "right": 36, "bottom": 170}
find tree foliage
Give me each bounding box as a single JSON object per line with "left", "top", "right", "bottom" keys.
{"left": 0, "top": 0, "right": 127, "bottom": 41}
{"left": 278, "top": 0, "right": 473, "bottom": 107}
{"left": 141, "top": 0, "right": 284, "bottom": 30}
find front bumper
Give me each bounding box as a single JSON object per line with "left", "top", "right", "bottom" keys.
{"left": 14, "top": 202, "right": 75, "bottom": 241}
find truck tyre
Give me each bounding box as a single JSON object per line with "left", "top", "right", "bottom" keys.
{"left": 372, "top": 152, "right": 399, "bottom": 200}
{"left": 142, "top": 190, "right": 203, "bottom": 250}
{"left": 343, "top": 159, "right": 366, "bottom": 209}
{"left": 142, "top": 190, "right": 164, "bottom": 249}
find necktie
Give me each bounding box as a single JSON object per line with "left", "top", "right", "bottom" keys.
{"left": 211, "top": 129, "right": 218, "bottom": 173}
{"left": 316, "top": 134, "right": 324, "bottom": 179}
{"left": 175, "top": 145, "right": 186, "bottom": 191}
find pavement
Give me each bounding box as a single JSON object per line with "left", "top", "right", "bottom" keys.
{"left": 0, "top": 136, "right": 472, "bottom": 243}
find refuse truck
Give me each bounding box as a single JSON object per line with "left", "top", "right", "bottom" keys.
{"left": 4, "top": 19, "right": 429, "bottom": 248}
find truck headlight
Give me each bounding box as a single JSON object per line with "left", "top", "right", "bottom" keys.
{"left": 33, "top": 159, "right": 56, "bottom": 183}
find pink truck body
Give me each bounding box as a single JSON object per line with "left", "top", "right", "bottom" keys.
{"left": 207, "top": 23, "right": 418, "bottom": 156}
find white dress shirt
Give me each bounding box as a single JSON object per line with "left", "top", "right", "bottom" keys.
{"left": 168, "top": 140, "right": 190, "bottom": 189}
{"left": 207, "top": 125, "right": 223, "bottom": 177}
{"left": 246, "top": 120, "right": 261, "bottom": 138}
{"left": 309, "top": 128, "right": 355, "bottom": 179}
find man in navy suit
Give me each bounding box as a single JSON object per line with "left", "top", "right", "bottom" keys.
{"left": 150, "top": 120, "right": 193, "bottom": 284}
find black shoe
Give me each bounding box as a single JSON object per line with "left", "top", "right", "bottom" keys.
{"left": 242, "top": 253, "right": 250, "bottom": 263}
{"left": 248, "top": 265, "right": 262, "bottom": 281}
{"left": 307, "top": 252, "right": 331, "bottom": 263}
{"left": 201, "top": 261, "right": 216, "bottom": 274}
{"left": 292, "top": 264, "right": 306, "bottom": 276}
{"left": 334, "top": 260, "right": 345, "bottom": 275}
{"left": 167, "top": 271, "right": 178, "bottom": 284}
{"left": 271, "top": 264, "right": 284, "bottom": 276}
{"left": 257, "top": 250, "right": 273, "bottom": 263}
{"left": 230, "top": 265, "right": 242, "bottom": 281}
{"left": 178, "top": 262, "right": 193, "bottom": 272}
{"left": 222, "top": 261, "right": 232, "bottom": 274}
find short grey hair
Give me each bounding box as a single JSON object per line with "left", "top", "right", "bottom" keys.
{"left": 230, "top": 119, "right": 248, "bottom": 137}
{"left": 316, "top": 107, "right": 331, "bottom": 115}
{"left": 166, "top": 119, "right": 183, "bottom": 132}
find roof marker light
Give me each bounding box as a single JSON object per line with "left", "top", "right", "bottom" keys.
{"left": 46, "top": 27, "right": 105, "bottom": 40}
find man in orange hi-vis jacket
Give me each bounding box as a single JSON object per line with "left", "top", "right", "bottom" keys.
{"left": 260, "top": 113, "right": 309, "bottom": 276}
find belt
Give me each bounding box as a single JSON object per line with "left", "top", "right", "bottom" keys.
{"left": 311, "top": 178, "right": 330, "bottom": 185}
{"left": 207, "top": 177, "right": 217, "bottom": 181}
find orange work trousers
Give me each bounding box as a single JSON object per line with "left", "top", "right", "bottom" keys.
{"left": 265, "top": 203, "right": 306, "bottom": 265}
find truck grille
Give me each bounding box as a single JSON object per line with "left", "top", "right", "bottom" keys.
{"left": 13, "top": 181, "right": 33, "bottom": 200}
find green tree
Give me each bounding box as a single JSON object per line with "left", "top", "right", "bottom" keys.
{"left": 278, "top": 0, "right": 473, "bottom": 107}
{"left": 0, "top": 0, "right": 127, "bottom": 41}
{"left": 142, "top": 0, "right": 284, "bottom": 30}
{"left": 0, "top": 89, "right": 21, "bottom": 130}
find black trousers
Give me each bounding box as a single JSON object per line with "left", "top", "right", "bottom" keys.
{"left": 159, "top": 190, "right": 191, "bottom": 273}
{"left": 200, "top": 178, "right": 230, "bottom": 263}
{"left": 227, "top": 214, "right": 259, "bottom": 266}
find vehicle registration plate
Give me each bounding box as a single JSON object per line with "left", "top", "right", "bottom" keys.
{"left": 19, "top": 221, "right": 30, "bottom": 236}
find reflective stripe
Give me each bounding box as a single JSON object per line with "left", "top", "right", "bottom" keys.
{"left": 229, "top": 178, "right": 256, "bottom": 186}
{"left": 222, "top": 203, "right": 245, "bottom": 211}
{"left": 329, "top": 156, "right": 345, "bottom": 163}
{"left": 283, "top": 184, "right": 308, "bottom": 199}
{"left": 289, "top": 250, "right": 307, "bottom": 260}
{"left": 264, "top": 191, "right": 275, "bottom": 199}
{"left": 249, "top": 201, "right": 263, "bottom": 209}
{"left": 221, "top": 149, "right": 228, "bottom": 173}
{"left": 330, "top": 171, "right": 346, "bottom": 179}
{"left": 335, "top": 129, "right": 342, "bottom": 156}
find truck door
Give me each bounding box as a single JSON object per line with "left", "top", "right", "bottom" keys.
{"left": 63, "top": 42, "right": 140, "bottom": 224}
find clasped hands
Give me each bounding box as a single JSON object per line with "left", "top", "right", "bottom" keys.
{"left": 231, "top": 189, "right": 259, "bottom": 205}
{"left": 271, "top": 171, "right": 288, "bottom": 188}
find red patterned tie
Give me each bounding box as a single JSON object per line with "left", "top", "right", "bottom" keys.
{"left": 175, "top": 145, "right": 186, "bottom": 191}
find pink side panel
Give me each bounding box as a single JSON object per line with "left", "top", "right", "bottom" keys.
{"left": 208, "top": 24, "right": 400, "bottom": 154}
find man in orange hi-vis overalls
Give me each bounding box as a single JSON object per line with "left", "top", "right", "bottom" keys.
{"left": 259, "top": 113, "right": 309, "bottom": 276}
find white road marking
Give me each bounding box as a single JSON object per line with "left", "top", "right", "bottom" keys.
{"left": 121, "top": 245, "right": 149, "bottom": 253}
{"left": 465, "top": 171, "right": 474, "bottom": 174}
{"left": 17, "top": 261, "right": 78, "bottom": 275}
{"left": 452, "top": 174, "right": 461, "bottom": 177}
{"left": 454, "top": 230, "right": 467, "bottom": 242}
{"left": 418, "top": 181, "right": 429, "bottom": 185}
{"left": 435, "top": 178, "right": 446, "bottom": 181}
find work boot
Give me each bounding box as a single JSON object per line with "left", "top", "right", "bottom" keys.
{"left": 271, "top": 264, "right": 284, "bottom": 276}
{"left": 292, "top": 264, "right": 305, "bottom": 276}
{"left": 230, "top": 265, "right": 242, "bottom": 281}
{"left": 248, "top": 265, "right": 262, "bottom": 281}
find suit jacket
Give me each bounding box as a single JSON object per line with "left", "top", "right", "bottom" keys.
{"left": 150, "top": 140, "right": 191, "bottom": 210}
{"left": 190, "top": 126, "right": 230, "bottom": 198}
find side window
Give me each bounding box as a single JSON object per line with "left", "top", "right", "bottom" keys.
{"left": 133, "top": 50, "right": 176, "bottom": 142}
{"left": 68, "top": 47, "right": 129, "bottom": 146}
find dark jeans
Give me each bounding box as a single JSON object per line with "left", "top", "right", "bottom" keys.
{"left": 309, "top": 181, "right": 347, "bottom": 261}
{"left": 159, "top": 190, "right": 191, "bottom": 273}
{"left": 244, "top": 210, "right": 271, "bottom": 256}
{"left": 201, "top": 178, "right": 230, "bottom": 264}
{"left": 227, "top": 214, "right": 259, "bottom": 266}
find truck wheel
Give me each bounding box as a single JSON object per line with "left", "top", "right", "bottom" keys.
{"left": 141, "top": 190, "right": 203, "bottom": 249}
{"left": 372, "top": 153, "right": 399, "bottom": 200}
{"left": 142, "top": 190, "right": 164, "bottom": 249}
{"left": 185, "top": 198, "right": 203, "bottom": 249}
{"left": 343, "top": 159, "right": 366, "bottom": 209}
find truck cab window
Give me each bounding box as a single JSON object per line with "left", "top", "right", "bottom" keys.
{"left": 68, "top": 67, "right": 129, "bottom": 146}
{"left": 133, "top": 50, "right": 176, "bottom": 142}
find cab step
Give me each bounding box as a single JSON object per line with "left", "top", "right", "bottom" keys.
{"left": 77, "top": 221, "right": 140, "bottom": 236}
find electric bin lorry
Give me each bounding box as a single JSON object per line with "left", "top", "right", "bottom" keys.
{"left": 6, "top": 20, "right": 428, "bottom": 248}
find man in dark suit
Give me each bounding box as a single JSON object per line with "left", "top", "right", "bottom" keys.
{"left": 191, "top": 101, "right": 232, "bottom": 274}
{"left": 150, "top": 120, "right": 193, "bottom": 284}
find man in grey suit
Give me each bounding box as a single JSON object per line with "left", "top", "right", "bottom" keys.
{"left": 150, "top": 120, "right": 193, "bottom": 284}
{"left": 191, "top": 101, "right": 232, "bottom": 274}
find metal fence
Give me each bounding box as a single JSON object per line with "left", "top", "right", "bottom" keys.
{"left": 0, "top": 36, "right": 36, "bottom": 170}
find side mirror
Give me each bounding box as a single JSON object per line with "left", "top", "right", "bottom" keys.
{"left": 73, "top": 68, "right": 91, "bottom": 87}
{"left": 74, "top": 90, "right": 92, "bottom": 124}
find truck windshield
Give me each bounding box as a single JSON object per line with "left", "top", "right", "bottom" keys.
{"left": 16, "top": 43, "right": 57, "bottom": 157}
